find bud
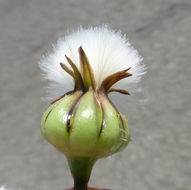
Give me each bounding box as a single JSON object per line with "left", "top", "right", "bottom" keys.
{"left": 39, "top": 26, "right": 146, "bottom": 190}
{"left": 41, "top": 46, "right": 131, "bottom": 158}
{"left": 41, "top": 89, "right": 130, "bottom": 158}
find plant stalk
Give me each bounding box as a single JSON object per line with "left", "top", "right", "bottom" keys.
{"left": 67, "top": 157, "right": 97, "bottom": 190}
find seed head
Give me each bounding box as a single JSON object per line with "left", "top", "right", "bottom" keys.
{"left": 39, "top": 25, "right": 146, "bottom": 101}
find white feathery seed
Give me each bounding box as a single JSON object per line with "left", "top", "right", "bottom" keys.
{"left": 39, "top": 25, "right": 146, "bottom": 100}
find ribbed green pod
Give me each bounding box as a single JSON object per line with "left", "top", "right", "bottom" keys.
{"left": 40, "top": 90, "right": 130, "bottom": 158}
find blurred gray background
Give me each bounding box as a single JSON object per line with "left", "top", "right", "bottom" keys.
{"left": 0, "top": 0, "right": 191, "bottom": 190}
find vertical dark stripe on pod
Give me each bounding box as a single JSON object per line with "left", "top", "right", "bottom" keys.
{"left": 98, "top": 95, "right": 105, "bottom": 136}
{"left": 44, "top": 109, "right": 53, "bottom": 123}
{"left": 120, "top": 114, "right": 125, "bottom": 129}
{"left": 66, "top": 93, "right": 84, "bottom": 133}
{"left": 107, "top": 97, "right": 125, "bottom": 129}
{"left": 45, "top": 100, "right": 63, "bottom": 123}
{"left": 106, "top": 98, "right": 127, "bottom": 152}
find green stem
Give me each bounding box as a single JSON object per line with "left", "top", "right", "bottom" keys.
{"left": 67, "top": 157, "right": 97, "bottom": 190}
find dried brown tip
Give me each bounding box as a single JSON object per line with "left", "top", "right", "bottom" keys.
{"left": 79, "top": 46, "right": 96, "bottom": 90}
{"left": 65, "top": 55, "right": 84, "bottom": 91}
{"left": 108, "top": 88, "right": 130, "bottom": 95}
{"left": 99, "top": 67, "right": 132, "bottom": 93}
{"left": 60, "top": 63, "right": 74, "bottom": 78}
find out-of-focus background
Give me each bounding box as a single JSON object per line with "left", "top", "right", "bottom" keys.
{"left": 0, "top": 0, "right": 191, "bottom": 190}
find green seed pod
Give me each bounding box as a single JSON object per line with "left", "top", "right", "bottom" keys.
{"left": 41, "top": 89, "right": 130, "bottom": 158}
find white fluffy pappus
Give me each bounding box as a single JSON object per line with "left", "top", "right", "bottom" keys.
{"left": 39, "top": 25, "right": 146, "bottom": 101}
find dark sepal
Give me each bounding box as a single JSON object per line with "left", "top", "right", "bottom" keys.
{"left": 99, "top": 67, "right": 132, "bottom": 93}
{"left": 108, "top": 88, "right": 130, "bottom": 95}
{"left": 79, "top": 46, "right": 96, "bottom": 91}
{"left": 65, "top": 56, "right": 85, "bottom": 91}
